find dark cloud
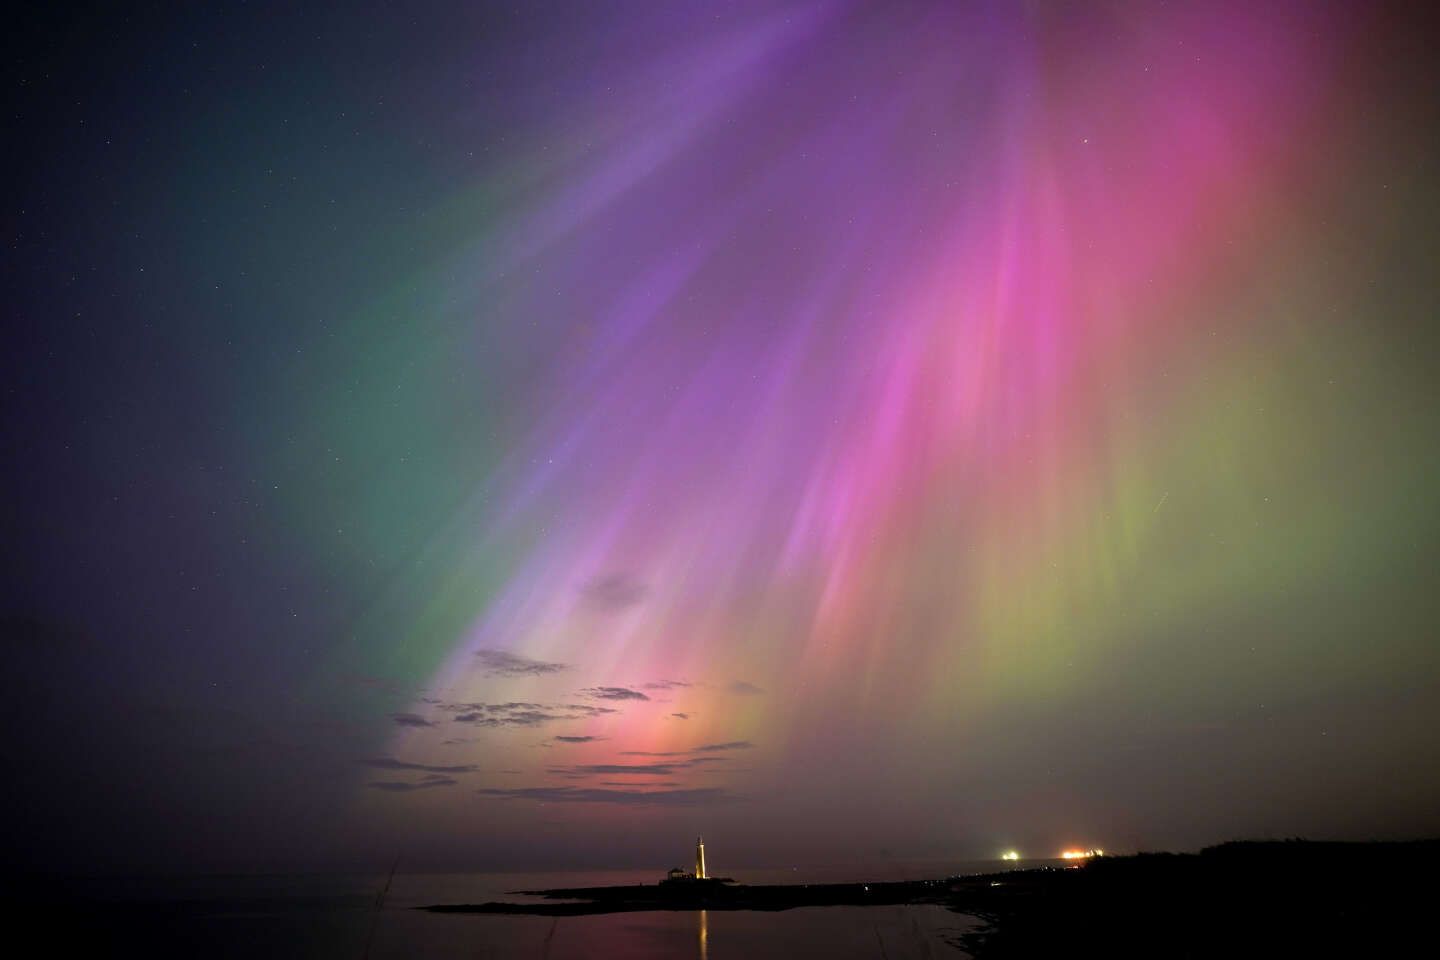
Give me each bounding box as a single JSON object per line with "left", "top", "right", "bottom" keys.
{"left": 621, "top": 750, "right": 687, "bottom": 757}
{"left": 553, "top": 755, "right": 734, "bottom": 777}
{"left": 620, "top": 743, "right": 750, "bottom": 756}
{"left": 562, "top": 704, "right": 619, "bottom": 717}
{"left": 475, "top": 649, "right": 568, "bottom": 677}
{"left": 553, "top": 735, "right": 603, "bottom": 743}
{"left": 579, "top": 573, "right": 647, "bottom": 611}
{"left": 479, "top": 786, "right": 733, "bottom": 805}
{"left": 503, "top": 711, "right": 559, "bottom": 726}
{"left": 728, "top": 680, "right": 764, "bottom": 696}
{"left": 671, "top": 712, "right": 690, "bottom": 720}
{"left": 362, "top": 757, "right": 478, "bottom": 774}
{"left": 455, "top": 710, "right": 556, "bottom": 727}
{"left": 565, "top": 763, "right": 682, "bottom": 775}
{"left": 391, "top": 713, "right": 436, "bottom": 728}
{"left": 440, "top": 701, "right": 545, "bottom": 713}
{"left": 366, "top": 778, "right": 458, "bottom": 792}
{"left": 643, "top": 680, "right": 691, "bottom": 690}
{"left": 581, "top": 686, "right": 650, "bottom": 701}
{"left": 445, "top": 701, "right": 619, "bottom": 727}
{"left": 442, "top": 701, "right": 613, "bottom": 716}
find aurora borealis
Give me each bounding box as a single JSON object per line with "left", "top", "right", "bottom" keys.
{"left": 5, "top": 1, "right": 1439, "bottom": 875}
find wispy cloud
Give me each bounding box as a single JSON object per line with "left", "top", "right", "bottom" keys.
{"left": 562, "top": 704, "right": 619, "bottom": 717}
{"left": 553, "top": 735, "right": 604, "bottom": 743}
{"left": 643, "top": 680, "right": 691, "bottom": 690}
{"left": 621, "top": 742, "right": 752, "bottom": 756}
{"left": 442, "top": 701, "right": 619, "bottom": 728}
{"left": 391, "top": 713, "right": 436, "bottom": 728}
{"left": 455, "top": 709, "right": 556, "bottom": 727}
{"left": 367, "top": 777, "right": 457, "bottom": 792}
{"left": 671, "top": 712, "right": 690, "bottom": 720}
{"left": 362, "top": 757, "right": 477, "bottom": 773}
{"left": 480, "top": 786, "right": 733, "bottom": 805}
{"left": 552, "top": 755, "right": 732, "bottom": 777}
{"left": 621, "top": 750, "right": 687, "bottom": 757}
{"left": 475, "top": 650, "right": 568, "bottom": 677}
{"left": 728, "top": 680, "right": 764, "bottom": 696}
{"left": 581, "top": 686, "right": 650, "bottom": 702}
{"left": 564, "top": 763, "right": 684, "bottom": 776}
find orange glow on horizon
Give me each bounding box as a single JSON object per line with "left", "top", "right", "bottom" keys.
{"left": 1060, "top": 848, "right": 1104, "bottom": 860}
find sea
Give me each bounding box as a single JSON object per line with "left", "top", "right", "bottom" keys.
{"left": 28, "top": 860, "right": 1026, "bottom": 958}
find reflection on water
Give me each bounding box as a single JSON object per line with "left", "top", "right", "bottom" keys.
{"left": 378, "top": 904, "right": 977, "bottom": 959}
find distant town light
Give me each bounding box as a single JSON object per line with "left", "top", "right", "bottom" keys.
{"left": 1060, "top": 848, "right": 1104, "bottom": 860}
{"left": 1001, "top": 850, "right": 1021, "bottom": 861}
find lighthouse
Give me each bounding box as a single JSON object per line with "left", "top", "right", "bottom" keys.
{"left": 662, "top": 835, "right": 730, "bottom": 885}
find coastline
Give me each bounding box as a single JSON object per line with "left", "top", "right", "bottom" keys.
{"left": 423, "top": 875, "right": 971, "bottom": 915}
{"left": 423, "top": 840, "right": 1438, "bottom": 957}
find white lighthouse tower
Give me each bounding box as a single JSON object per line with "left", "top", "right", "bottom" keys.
{"left": 695, "top": 834, "right": 707, "bottom": 880}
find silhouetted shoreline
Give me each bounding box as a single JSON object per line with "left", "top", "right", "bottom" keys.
{"left": 424, "top": 875, "right": 960, "bottom": 915}
{"left": 423, "top": 840, "right": 1437, "bottom": 956}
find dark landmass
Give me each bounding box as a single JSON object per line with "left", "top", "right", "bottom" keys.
{"left": 424, "top": 840, "right": 1437, "bottom": 957}
{"left": 424, "top": 875, "right": 956, "bottom": 915}
{"left": 951, "top": 839, "right": 1437, "bottom": 958}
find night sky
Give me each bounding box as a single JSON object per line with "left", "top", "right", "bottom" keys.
{"left": 4, "top": 1, "right": 1439, "bottom": 876}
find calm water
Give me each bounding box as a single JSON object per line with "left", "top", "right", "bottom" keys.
{"left": 26, "top": 862, "right": 1012, "bottom": 958}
